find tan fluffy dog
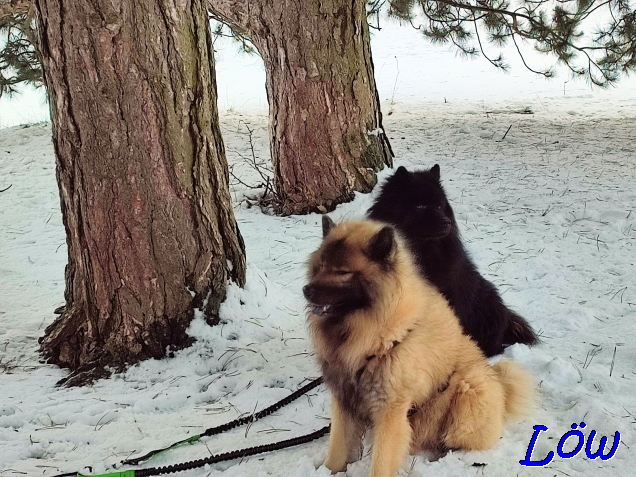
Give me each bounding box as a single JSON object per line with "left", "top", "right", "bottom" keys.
{"left": 304, "top": 218, "right": 534, "bottom": 477}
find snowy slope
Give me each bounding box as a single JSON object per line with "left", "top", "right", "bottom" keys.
{"left": 1, "top": 19, "right": 635, "bottom": 477}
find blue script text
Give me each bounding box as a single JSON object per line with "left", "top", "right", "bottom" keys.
{"left": 519, "top": 422, "right": 620, "bottom": 467}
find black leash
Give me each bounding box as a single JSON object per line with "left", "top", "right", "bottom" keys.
{"left": 134, "top": 425, "right": 330, "bottom": 477}
{"left": 123, "top": 376, "right": 323, "bottom": 465}
{"left": 52, "top": 377, "right": 327, "bottom": 477}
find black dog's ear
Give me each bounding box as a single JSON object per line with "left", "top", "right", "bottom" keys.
{"left": 394, "top": 165, "right": 409, "bottom": 179}
{"left": 367, "top": 226, "right": 396, "bottom": 263}
{"left": 322, "top": 215, "right": 336, "bottom": 238}
{"left": 430, "top": 164, "right": 441, "bottom": 180}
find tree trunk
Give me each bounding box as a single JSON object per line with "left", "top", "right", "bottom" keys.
{"left": 34, "top": 0, "right": 245, "bottom": 384}
{"left": 211, "top": 0, "right": 393, "bottom": 215}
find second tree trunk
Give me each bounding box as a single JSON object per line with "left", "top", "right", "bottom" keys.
{"left": 212, "top": 0, "right": 393, "bottom": 215}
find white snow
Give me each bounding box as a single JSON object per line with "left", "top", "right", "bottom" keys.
{"left": 1, "top": 18, "right": 635, "bottom": 477}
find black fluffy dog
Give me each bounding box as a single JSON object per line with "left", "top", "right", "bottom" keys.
{"left": 367, "top": 164, "right": 538, "bottom": 357}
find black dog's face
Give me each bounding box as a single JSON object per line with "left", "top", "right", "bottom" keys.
{"left": 369, "top": 165, "right": 456, "bottom": 240}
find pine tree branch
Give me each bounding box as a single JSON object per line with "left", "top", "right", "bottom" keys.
{"left": 424, "top": 0, "right": 527, "bottom": 22}
{"left": 575, "top": 0, "right": 614, "bottom": 23}
{"left": 402, "top": 0, "right": 634, "bottom": 86}
{"left": 510, "top": 30, "right": 553, "bottom": 78}
{"left": 1, "top": 0, "right": 42, "bottom": 97}
{"left": 473, "top": 13, "right": 508, "bottom": 70}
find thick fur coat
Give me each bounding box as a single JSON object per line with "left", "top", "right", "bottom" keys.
{"left": 304, "top": 218, "right": 534, "bottom": 477}
{"left": 368, "top": 165, "right": 538, "bottom": 357}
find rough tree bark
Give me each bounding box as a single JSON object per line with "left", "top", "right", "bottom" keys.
{"left": 34, "top": 0, "right": 245, "bottom": 384}
{"left": 211, "top": 0, "right": 393, "bottom": 215}
{"left": 0, "top": 0, "right": 32, "bottom": 19}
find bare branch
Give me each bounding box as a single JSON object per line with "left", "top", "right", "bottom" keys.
{"left": 207, "top": 0, "right": 253, "bottom": 32}
{"left": 473, "top": 13, "right": 508, "bottom": 71}
{"left": 510, "top": 30, "right": 553, "bottom": 78}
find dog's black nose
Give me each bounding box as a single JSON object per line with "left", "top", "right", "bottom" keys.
{"left": 302, "top": 285, "right": 314, "bottom": 300}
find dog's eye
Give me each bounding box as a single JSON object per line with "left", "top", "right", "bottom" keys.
{"left": 416, "top": 205, "right": 429, "bottom": 210}
{"left": 335, "top": 270, "right": 353, "bottom": 276}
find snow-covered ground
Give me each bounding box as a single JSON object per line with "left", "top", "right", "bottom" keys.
{"left": 1, "top": 19, "right": 635, "bottom": 477}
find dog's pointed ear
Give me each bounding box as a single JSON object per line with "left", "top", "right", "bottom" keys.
{"left": 394, "top": 166, "right": 409, "bottom": 179}
{"left": 430, "top": 164, "right": 441, "bottom": 180}
{"left": 367, "top": 226, "right": 396, "bottom": 263}
{"left": 322, "top": 215, "right": 336, "bottom": 238}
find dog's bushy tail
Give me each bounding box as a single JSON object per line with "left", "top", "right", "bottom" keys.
{"left": 493, "top": 359, "right": 536, "bottom": 421}
{"left": 502, "top": 310, "right": 539, "bottom": 347}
